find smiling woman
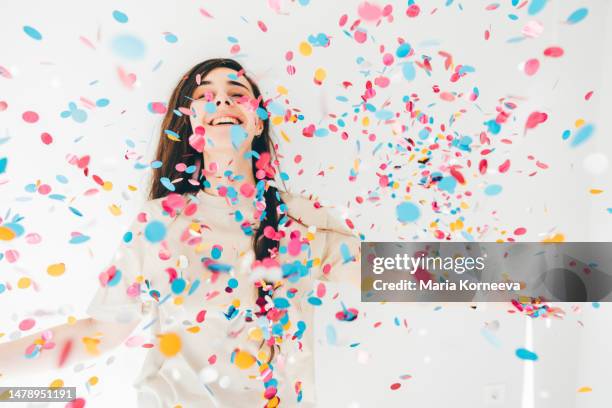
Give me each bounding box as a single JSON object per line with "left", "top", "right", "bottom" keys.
{"left": 0, "top": 58, "right": 362, "bottom": 408}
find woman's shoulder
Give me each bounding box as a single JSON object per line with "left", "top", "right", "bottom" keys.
{"left": 279, "top": 190, "right": 358, "bottom": 237}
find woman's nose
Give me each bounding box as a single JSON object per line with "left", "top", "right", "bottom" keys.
{"left": 215, "top": 97, "right": 231, "bottom": 106}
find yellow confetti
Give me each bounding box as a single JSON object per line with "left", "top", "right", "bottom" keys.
{"left": 17, "top": 277, "right": 31, "bottom": 289}
{"left": 280, "top": 130, "right": 291, "bottom": 143}
{"left": 67, "top": 316, "right": 77, "bottom": 325}
{"left": 102, "top": 181, "right": 113, "bottom": 191}
{"left": 276, "top": 85, "right": 288, "bottom": 95}
{"left": 186, "top": 326, "right": 200, "bottom": 334}
{"left": 173, "top": 296, "right": 184, "bottom": 305}
{"left": 234, "top": 350, "right": 256, "bottom": 369}
{"left": 271, "top": 116, "right": 283, "bottom": 126}
{"left": 47, "top": 263, "right": 65, "bottom": 277}
{"left": 82, "top": 336, "right": 101, "bottom": 356}
{"left": 88, "top": 376, "right": 98, "bottom": 386}
{"left": 0, "top": 226, "right": 16, "bottom": 241}
{"left": 49, "top": 379, "right": 64, "bottom": 389}
{"left": 158, "top": 332, "right": 181, "bottom": 357}
{"left": 127, "top": 185, "right": 138, "bottom": 191}
{"left": 248, "top": 327, "right": 263, "bottom": 342}
{"left": 575, "top": 118, "right": 585, "bottom": 127}
{"left": 542, "top": 233, "right": 565, "bottom": 243}
{"left": 298, "top": 41, "right": 312, "bottom": 56}
{"left": 109, "top": 204, "right": 122, "bottom": 216}
{"left": 577, "top": 386, "right": 592, "bottom": 393}
{"left": 589, "top": 189, "right": 603, "bottom": 194}
{"left": 314, "top": 67, "right": 326, "bottom": 83}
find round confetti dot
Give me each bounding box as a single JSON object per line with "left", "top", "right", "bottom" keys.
{"left": 0, "top": 226, "right": 16, "bottom": 241}
{"left": 566, "top": 7, "right": 588, "bottom": 24}
{"left": 570, "top": 123, "right": 595, "bottom": 147}
{"left": 234, "top": 350, "right": 256, "bottom": 369}
{"left": 145, "top": 220, "right": 166, "bottom": 243}
{"left": 111, "top": 34, "right": 146, "bottom": 60}
{"left": 171, "top": 278, "right": 186, "bottom": 295}
{"left": 515, "top": 348, "right": 538, "bottom": 361}
{"left": 390, "top": 382, "right": 401, "bottom": 390}
{"left": 23, "top": 25, "right": 42, "bottom": 40}
{"left": 298, "top": 42, "right": 312, "bottom": 56}
{"left": 0, "top": 101, "right": 7, "bottom": 111}
{"left": 19, "top": 318, "right": 36, "bottom": 331}
{"left": 524, "top": 58, "right": 540, "bottom": 76}
{"left": 159, "top": 332, "right": 181, "bottom": 357}
{"left": 22, "top": 111, "right": 39, "bottom": 123}
{"left": 396, "top": 201, "right": 420, "bottom": 223}
{"left": 47, "top": 263, "right": 66, "bottom": 277}
{"left": 41, "top": 132, "right": 53, "bottom": 144}
{"left": 484, "top": 184, "right": 503, "bottom": 196}
{"left": 112, "top": 10, "right": 128, "bottom": 23}
{"left": 164, "top": 33, "right": 178, "bottom": 43}
{"left": 314, "top": 68, "right": 326, "bottom": 84}
{"left": 49, "top": 379, "right": 64, "bottom": 388}
{"left": 17, "top": 277, "right": 31, "bottom": 289}
{"left": 514, "top": 227, "right": 527, "bottom": 236}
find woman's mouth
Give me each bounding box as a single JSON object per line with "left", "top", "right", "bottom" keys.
{"left": 207, "top": 116, "right": 243, "bottom": 126}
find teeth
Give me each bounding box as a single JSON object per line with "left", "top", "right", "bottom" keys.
{"left": 211, "top": 116, "right": 240, "bottom": 126}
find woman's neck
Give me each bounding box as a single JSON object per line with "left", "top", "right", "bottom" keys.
{"left": 202, "top": 151, "right": 256, "bottom": 196}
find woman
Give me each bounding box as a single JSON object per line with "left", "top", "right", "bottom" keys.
{"left": 0, "top": 58, "right": 362, "bottom": 407}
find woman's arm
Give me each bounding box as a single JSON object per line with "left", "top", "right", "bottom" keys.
{"left": 0, "top": 317, "right": 138, "bottom": 380}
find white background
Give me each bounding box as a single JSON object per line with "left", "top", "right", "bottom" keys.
{"left": 1, "top": 0, "right": 611, "bottom": 407}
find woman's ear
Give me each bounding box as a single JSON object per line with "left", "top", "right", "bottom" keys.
{"left": 256, "top": 119, "right": 264, "bottom": 136}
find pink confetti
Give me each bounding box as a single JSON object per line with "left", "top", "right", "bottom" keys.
{"left": 19, "top": 318, "right": 36, "bottom": 331}
{"left": 117, "top": 66, "right": 137, "bottom": 89}
{"left": 41, "top": 132, "right": 53, "bottom": 145}
{"left": 257, "top": 20, "right": 268, "bottom": 32}
{"left": 524, "top": 58, "right": 540, "bottom": 76}
{"left": 543, "top": 46, "right": 564, "bottom": 58}
{"left": 199, "top": 8, "right": 214, "bottom": 18}
{"left": 22, "top": 111, "right": 39, "bottom": 123}
{"left": 0, "top": 65, "right": 12, "bottom": 79}
{"left": 0, "top": 101, "right": 7, "bottom": 111}
{"left": 524, "top": 111, "right": 548, "bottom": 134}
{"left": 358, "top": 1, "right": 383, "bottom": 22}
{"left": 514, "top": 227, "right": 527, "bottom": 235}
{"left": 498, "top": 159, "right": 511, "bottom": 173}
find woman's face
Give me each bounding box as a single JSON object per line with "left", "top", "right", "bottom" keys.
{"left": 188, "top": 67, "right": 264, "bottom": 154}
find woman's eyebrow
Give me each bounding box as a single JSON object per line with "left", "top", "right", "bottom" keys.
{"left": 199, "top": 80, "right": 251, "bottom": 92}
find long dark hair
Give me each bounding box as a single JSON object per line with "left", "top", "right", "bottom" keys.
{"left": 148, "top": 59, "right": 286, "bottom": 330}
